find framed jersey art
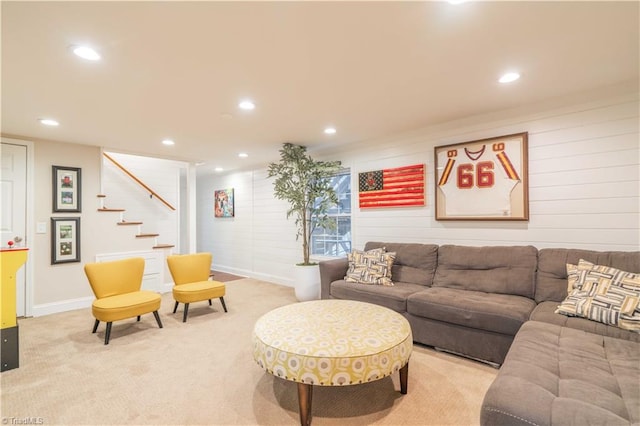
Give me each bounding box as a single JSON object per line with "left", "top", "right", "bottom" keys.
{"left": 435, "top": 132, "right": 529, "bottom": 221}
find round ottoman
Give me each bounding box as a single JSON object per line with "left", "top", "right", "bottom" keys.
{"left": 252, "top": 299, "right": 412, "bottom": 425}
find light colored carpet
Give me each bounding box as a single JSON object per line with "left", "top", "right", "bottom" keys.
{"left": 1, "top": 278, "right": 497, "bottom": 425}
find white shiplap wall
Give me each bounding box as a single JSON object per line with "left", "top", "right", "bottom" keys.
{"left": 197, "top": 90, "right": 640, "bottom": 287}
{"left": 101, "top": 152, "right": 186, "bottom": 251}
{"left": 197, "top": 171, "right": 256, "bottom": 275}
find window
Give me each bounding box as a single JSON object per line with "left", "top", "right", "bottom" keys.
{"left": 311, "top": 169, "right": 351, "bottom": 257}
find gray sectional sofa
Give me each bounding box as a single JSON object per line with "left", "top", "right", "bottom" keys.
{"left": 319, "top": 242, "right": 639, "bottom": 425}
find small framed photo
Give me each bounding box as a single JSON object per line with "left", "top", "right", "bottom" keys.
{"left": 214, "top": 188, "right": 234, "bottom": 217}
{"left": 435, "top": 132, "right": 529, "bottom": 221}
{"left": 52, "top": 166, "right": 82, "bottom": 212}
{"left": 51, "top": 217, "right": 81, "bottom": 264}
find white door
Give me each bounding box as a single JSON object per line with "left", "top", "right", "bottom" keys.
{"left": 1, "top": 142, "right": 27, "bottom": 317}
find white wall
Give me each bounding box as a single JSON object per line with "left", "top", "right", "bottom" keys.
{"left": 28, "top": 144, "right": 190, "bottom": 316}
{"left": 197, "top": 89, "right": 640, "bottom": 287}
{"left": 9, "top": 87, "right": 639, "bottom": 316}
{"left": 102, "top": 152, "right": 185, "bottom": 251}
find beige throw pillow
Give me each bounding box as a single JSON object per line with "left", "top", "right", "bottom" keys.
{"left": 565, "top": 259, "right": 595, "bottom": 293}
{"left": 345, "top": 248, "right": 396, "bottom": 286}
{"left": 556, "top": 259, "right": 640, "bottom": 332}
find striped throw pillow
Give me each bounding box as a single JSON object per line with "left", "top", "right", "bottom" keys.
{"left": 345, "top": 248, "right": 396, "bottom": 286}
{"left": 556, "top": 259, "right": 640, "bottom": 332}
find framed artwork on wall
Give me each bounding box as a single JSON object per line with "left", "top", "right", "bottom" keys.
{"left": 52, "top": 165, "right": 82, "bottom": 212}
{"left": 214, "top": 188, "right": 234, "bottom": 217}
{"left": 51, "top": 217, "right": 81, "bottom": 264}
{"left": 434, "top": 132, "right": 529, "bottom": 221}
{"left": 358, "top": 164, "right": 425, "bottom": 209}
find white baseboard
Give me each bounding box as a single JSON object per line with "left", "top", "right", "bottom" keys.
{"left": 212, "top": 265, "right": 293, "bottom": 288}
{"left": 32, "top": 288, "right": 173, "bottom": 317}
{"left": 32, "top": 296, "right": 94, "bottom": 317}
{"left": 250, "top": 272, "right": 293, "bottom": 287}
{"left": 211, "top": 265, "right": 250, "bottom": 276}
{"left": 31, "top": 274, "right": 289, "bottom": 318}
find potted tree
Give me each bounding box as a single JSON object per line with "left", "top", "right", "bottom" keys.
{"left": 268, "top": 143, "right": 342, "bottom": 301}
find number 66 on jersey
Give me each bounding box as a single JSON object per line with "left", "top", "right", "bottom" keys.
{"left": 435, "top": 132, "right": 529, "bottom": 221}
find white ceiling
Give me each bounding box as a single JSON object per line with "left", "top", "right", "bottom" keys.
{"left": 2, "top": 1, "right": 638, "bottom": 173}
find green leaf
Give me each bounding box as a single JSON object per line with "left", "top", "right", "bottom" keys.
{"left": 268, "top": 143, "right": 342, "bottom": 264}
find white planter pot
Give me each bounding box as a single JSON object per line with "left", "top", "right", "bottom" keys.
{"left": 292, "top": 264, "right": 321, "bottom": 302}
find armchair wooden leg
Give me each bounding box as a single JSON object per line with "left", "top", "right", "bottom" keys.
{"left": 208, "top": 299, "right": 212, "bottom": 306}
{"left": 104, "top": 322, "right": 112, "bottom": 345}
{"left": 153, "top": 311, "right": 163, "bottom": 328}
{"left": 220, "top": 297, "right": 228, "bottom": 312}
{"left": 173, "top": 301, "right": 179, "bottom": 314}
{"left": 183, "top": 303, "right": 190, "bottom": 323}
{"left": 137, "top": 316, "right": 141, "bottom": 322}
{"left": 92, "top": 319, "right": 100, "bottom": 333}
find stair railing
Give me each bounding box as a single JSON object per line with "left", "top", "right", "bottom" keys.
{"left": 102, "top": 152, "right": 176, "bottom": 211}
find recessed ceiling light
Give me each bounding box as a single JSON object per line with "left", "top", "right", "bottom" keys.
{"left": 324, "top": 127, "right": 337, "bottom": 135}
{"left": 38, "top": 118, "right": 59, "bottom": 126}
{"left": 72, "top": 45, "right": 101, "bottom": 61}
{"left": 162, "top": 139, "right": 175, "bottom": 146}
{"left": 499, "top": 72, "right": 520, "bottom": 84}
{"left": 214, "top": 167, "right": 224, "bottom": 172}
{"left": 238, "top": 152, "right": 249, "bottom": 158}
{"left": 448, "top": 0, "right": 468, "bottom": 4}
{"left": 238, "top": 100, "right": 255, "bottom": 110}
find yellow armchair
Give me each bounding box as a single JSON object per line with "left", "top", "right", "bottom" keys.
{"left": 167, "top": 252, "right": 227, "bottom": 322}
{"left": 84, "top": 257, "right": 163, "bottom": 344}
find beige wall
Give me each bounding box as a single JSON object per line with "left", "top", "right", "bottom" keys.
{"left": 33, "top": 141, "right": 102, "bottom": 309}
{"left": 30, "top": 141, "right": 180, "bottom": 315}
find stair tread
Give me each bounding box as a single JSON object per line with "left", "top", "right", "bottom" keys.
{"left": 101, "top": 192, "right": 173, "bottom": 248}
{"left": 153, "top": 244, "right": 175, "bottom": 249}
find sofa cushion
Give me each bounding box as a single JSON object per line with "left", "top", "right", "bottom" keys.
{"left": 364, "top": 242, "right": 438, "bottom": 286}
{"left": 536, "top": 248, "right": 640, "bottom": 303}
{"left": 329, "top": 279, "right": 424, "bottom": 313}
{"left": 433, "top": 245, "right": 537, "bottom": 298}
{"left": 531, "top": 301, "right": 640, "bottom": 342}
{"left": 407, "top": 287, "right": 536, "bottom": 336}
{"left": 344, "top": 248, "right": 396, "bottom": 286}
{"left": 481, "top": 321, "right": 640, "bottom": 426}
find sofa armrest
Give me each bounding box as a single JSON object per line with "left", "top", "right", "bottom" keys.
{"left": 319, "top": 257, "right": 349, "bottom": 299}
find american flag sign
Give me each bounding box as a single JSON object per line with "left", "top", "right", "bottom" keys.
{"left": 358, "top": 164, "right": 425, "bottom": 208}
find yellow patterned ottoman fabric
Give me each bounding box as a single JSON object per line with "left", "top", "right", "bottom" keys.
{"left": 253, "top": 300, "right": 412, "bottom": 386}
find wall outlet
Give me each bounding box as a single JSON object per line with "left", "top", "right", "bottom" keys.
{"left": 36, "top": 222, "right": 47, "bottom": 234}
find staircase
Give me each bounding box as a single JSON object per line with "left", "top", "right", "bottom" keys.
{"left": 97, "top": 194, "right": 175, "bottom": 250}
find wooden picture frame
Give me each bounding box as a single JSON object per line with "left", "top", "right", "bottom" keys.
{"left": 52, "top": 165, "right": 82, "bottom": 212}
{"left": 434, "top": 132, "right": 529, "bottom": 221}
{"left": 51, "top": 217, "right": 81, "bottom": 264}
{"left": 358, "top": 164, "right": 425, "bottom": 209}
